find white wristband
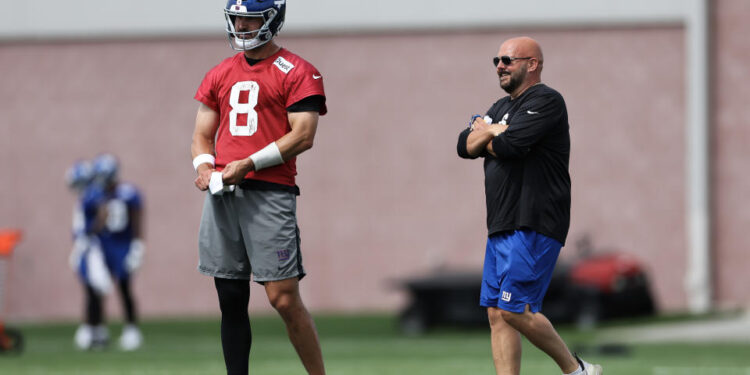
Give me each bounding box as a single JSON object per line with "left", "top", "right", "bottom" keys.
{"left": 249, "top": 142, "right": 284, "bottom": 171}
{"left": 192, "top": 154, "right": 215, "bottom": 171}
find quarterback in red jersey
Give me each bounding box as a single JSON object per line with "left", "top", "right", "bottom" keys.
{"left": 194, "top": 48, "right": 326, "bottom": 186}
{"left": 190, "top": 1, "right": 327, "bottom": 374}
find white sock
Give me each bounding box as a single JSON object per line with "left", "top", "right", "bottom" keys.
{"left": 563, "top": 364, "right": 583, "bottom": 375}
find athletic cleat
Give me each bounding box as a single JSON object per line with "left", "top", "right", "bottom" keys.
{"left": 575, "top": 353, "right": 603, "bottom": 375}
{"left": 118, "top": 325, "right": 143, "bottom": 351}
{"left": 74, "top": 324, "right": 93, "bottom": 350}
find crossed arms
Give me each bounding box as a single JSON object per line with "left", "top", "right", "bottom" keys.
{"left": 463, "top": 117, "right": 509, "bottom": 158}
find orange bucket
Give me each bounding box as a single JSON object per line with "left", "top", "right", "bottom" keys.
{"left": 0, "top": 230, "right": 22, "bottom": 257}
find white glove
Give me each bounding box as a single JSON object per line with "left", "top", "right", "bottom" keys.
{"left": 69, "top": 236, "right": 89, "bottom": 271}
{"left": 86, "top": 240, "right": 113, "bottom": 295}
{"left": 125, "top": 239, "right": 145, "bottom": 273}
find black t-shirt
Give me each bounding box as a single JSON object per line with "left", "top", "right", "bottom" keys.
{"left": 457, "top": 84, "right": 571, "bottom": 244}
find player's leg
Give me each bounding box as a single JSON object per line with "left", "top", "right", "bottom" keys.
{"left": 75, "top": 240, "right": 112, "bottom": 349}
{"left": 481, "top": 233, "right": 522, "bottom": 374}
{"left": 102, "top": 241, "right": 143, "bottom": 350}
{"left": 238, "top": 189, "right": 324, "bottom": 374}
{"left": 117, "top": 277, "right": 137, "bottom": 324}
{"left": 214, "top": 277, "right": 252, "bottom": 375}
{"left": 264, "top": 278, "right": 325, "bottom": 375}
{"left": 494, "top": 230, "right": 600, "bottom": 374}
{"left": 116, "top": 277, "right": 142, "bottom": 351}
{"left": 87, "top": 284, "right": 109, "bottom": 349}
{"left": 500, "top": 307, "right": 601, "bottom": 374}
{"left": 75, "top": 284, "right": 105, "bottom": 350}
{"left": 488, "top": 307, "right": 522, "bottom": 375}
{"left": 198, "top": 192, "right": 254, "bottom": 374}
{"left": 499, "top": 306, "right": 579, "bottom": 373}
{"left": 85, "top": 284, "right": 104, "bottom": 327}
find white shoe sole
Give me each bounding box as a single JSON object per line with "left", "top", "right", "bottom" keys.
{"left": 588, "top": 364, "right": 603, "bottom": 375}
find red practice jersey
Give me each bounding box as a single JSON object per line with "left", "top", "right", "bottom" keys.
{"left": 195, "top": 48, "right": 327, "bottom": 186}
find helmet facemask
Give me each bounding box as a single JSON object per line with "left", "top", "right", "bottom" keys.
{"left": 92, "top": 154, "right": 119, "bottom": 188}
{"left": 224, "top": 7, "right": 280, "bottom": 51}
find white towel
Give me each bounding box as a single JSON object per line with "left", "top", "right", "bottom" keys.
{"left": 209, "top": 172, "right": 235, "bottom": 195}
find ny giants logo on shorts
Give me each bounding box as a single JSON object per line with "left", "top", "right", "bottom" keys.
{"left": 501, "top": 291, "right": 512, "bottom": 302}
{"left": 276, "top": 249, "right": 290, "bottom": 262}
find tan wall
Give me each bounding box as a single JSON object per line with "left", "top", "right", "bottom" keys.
{"left": 713, "top": 0, "right": 750, "bottom": 307}
{"left": 0, "top": 14, "right": 747, "bottom": 321}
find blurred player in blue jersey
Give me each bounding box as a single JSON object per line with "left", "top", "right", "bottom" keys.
{"left": 66, "top": 159, "right": 110, "bottom": 350}
{"left": 66, "top": 154, "right": 145, "bottom": 351}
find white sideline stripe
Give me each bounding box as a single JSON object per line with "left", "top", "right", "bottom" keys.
{"left": 653, "top": 367, "right": 750, "bottom": 375}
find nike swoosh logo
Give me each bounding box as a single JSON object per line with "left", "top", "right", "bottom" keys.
{"left": 313, "top": 75, "right": 322, "bottom": 79}
{"left": 527, "top": 110, "right": 539, "bottom": 115}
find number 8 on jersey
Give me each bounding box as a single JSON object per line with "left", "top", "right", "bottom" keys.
{"left": 229, "top": 81, "right": 260, "bottom": 136}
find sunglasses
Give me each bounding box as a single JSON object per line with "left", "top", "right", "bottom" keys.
{"left": 493, "top": 56, "right": 533, "bottom": 67}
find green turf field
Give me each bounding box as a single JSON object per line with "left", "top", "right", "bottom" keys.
{"left": 2, "top": 315, "right": 750, "bottom": 374}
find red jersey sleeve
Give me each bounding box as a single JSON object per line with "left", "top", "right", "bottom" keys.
{"left": 194, "top": 68, "right": 220, "bottom": 112}
{"left": 285, "top": 61, "right": 327, "bottom": 115}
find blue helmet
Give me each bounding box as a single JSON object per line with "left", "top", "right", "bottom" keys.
{"left": 224, "top": 0, "right": 286, "bottom": 51}
{"left": 66, "top": 160, "right": 93, "bottom": 191}
{"left": 92, "top": 153, "right": 119, "bottom": 186}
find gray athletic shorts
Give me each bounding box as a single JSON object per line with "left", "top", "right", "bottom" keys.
{"left": 197, "top": 188, "right": 305, "bottom": 283}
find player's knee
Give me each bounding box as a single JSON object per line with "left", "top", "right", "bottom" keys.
{"left": 487, "top": 307, "right": 522, "bottom": 327}
{"left": 214, "top": 278, "right": 249, "bottom": 313}
{"left": 499, "top": 308, "right": 524, "bottom": 324}
{"left": 487, "top": 307, "right": 504, "bottom": 325}
{"left": 268, "top": 292, "right": 296, "bottom": 314}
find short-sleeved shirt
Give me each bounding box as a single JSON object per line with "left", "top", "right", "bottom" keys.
{"left": 457, "top": 84, "right": 571, "bottom": 244}
{"left": 194, "top": 49, "right": 327, "bottom": 187}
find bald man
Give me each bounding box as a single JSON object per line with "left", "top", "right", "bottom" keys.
{"left": 457, "top": 37, "right": 602, "bottom": 375}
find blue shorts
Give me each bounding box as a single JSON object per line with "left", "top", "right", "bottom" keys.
{"left": 100, "top": 239, "right": 131, "bottom": 280}
{"left": 77, "top": 238, "right": 131, "bottom": 282}
{"left": 480, "top": 230, "right": 562, "bottom": 313}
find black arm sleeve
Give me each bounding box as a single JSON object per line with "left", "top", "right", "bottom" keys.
{"left": 457, "top": 128, "right": 480, "bottom": 159}
{"left": 287, "top": 95, "right": 326, "bottom": 113}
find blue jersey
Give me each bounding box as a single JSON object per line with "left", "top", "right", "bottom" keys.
{"left": 82, "top": 182, "right": 142, "bottom": 245}
{"left": 80, "top": 182, "right": 142, "bottom": 280}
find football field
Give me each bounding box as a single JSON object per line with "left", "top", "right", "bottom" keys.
{"left": 2, "top": 315, "right": 750, "bottom": 374}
